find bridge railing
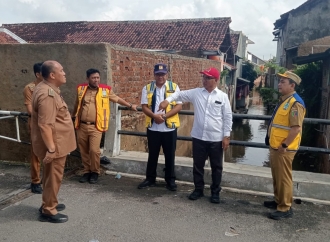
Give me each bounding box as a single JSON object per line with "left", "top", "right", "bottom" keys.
{"left": 2, "top": 107, "right": 330, "bottom": 157}
{"left": 103, "top": 104, "right": 330, "bottom": 157}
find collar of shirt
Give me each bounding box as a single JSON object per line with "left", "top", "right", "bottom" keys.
{"left": 43, "top": 80, "right": 61, "bottom": 95}
{"left": 202, "top": 87, "right": 219, "bottom": 94}
{"left": 280, "top": 91, "right": 296, "bottom": 101}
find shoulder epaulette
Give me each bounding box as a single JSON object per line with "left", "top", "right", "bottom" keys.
{"left": 48, "top": 88, "right": 55, "bottom": 97}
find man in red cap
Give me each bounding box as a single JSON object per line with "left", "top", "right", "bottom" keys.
{"left": 158, "top": 67, "right": 232, "bottom": 203}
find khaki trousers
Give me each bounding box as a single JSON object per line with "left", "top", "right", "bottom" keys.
{"left": 76, "top": 123, "right": 102, "bottom": 174}
{"left": 30, "top": 144, "right": 41, "bottom": 184}
{"left": 41, "top": 156, "right": 66, "bottom": 215}
{"left": 269, "top": 148, "right": 296, "bottom": 212}
{"left": 28, "top": 120, "right": 41, "bottom": 184}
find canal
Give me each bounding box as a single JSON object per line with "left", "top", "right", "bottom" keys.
{"left": 226, "top": 104, "right": 271, "bottom": 167}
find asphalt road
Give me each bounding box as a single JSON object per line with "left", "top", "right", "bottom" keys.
{"left": 1, "top": 162, "right": 330, "bottom": 242}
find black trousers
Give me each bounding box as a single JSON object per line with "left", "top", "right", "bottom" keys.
{"left": 192, "top": 138, "right": 224, "bottom": 194}
{"left": 146, "top": 129, "right": 177, "bottom": 183}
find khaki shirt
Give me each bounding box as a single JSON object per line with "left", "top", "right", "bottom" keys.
{"left": 31, "top": 81, "right": 76, "bottom": 158}
{"left": 23, "top": 80, "right": 37, "bottom": 106}
{"left": 23, "top": 80, "right": 38, "bottom": 128}
{"left": 73, "top": 86, "right": 120, "bottom": 123}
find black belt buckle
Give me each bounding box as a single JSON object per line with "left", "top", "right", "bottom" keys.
{"left": 82, "top": 121, "right": 94, "bottom": 125}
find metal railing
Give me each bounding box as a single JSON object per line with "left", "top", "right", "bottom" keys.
{"left": 2, "top": 107, "right": 330, "bottom": 155}
{"left": 0, "top": 110, "right": 30, "bottom": 144}
{"left": 118, "top": 106, "right": 330, "bottom": 154}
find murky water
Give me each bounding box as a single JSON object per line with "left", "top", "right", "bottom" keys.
{"left": 226, "top": 104, "right": 271, "bottom": 167}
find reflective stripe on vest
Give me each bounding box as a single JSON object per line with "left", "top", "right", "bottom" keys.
{"left": 269, "top": 93, "right": 305, "bottom": 151}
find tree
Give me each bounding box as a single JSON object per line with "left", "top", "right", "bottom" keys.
{"left": 242, "top": 61, "right": 258, "bottom": 90}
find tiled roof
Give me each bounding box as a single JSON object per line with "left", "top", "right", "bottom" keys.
{"left": 230, "top": 33, "right": 240, "bottom": 54}
{"left": 3, "top": 18, "right": 231, "bottom": 51}
{"left": 0, "top": 31, "right": 20, "bottom": 43}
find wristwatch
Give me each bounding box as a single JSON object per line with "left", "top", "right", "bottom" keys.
{"left": 281, "top": 143, "right": 288, "bottom": 148}
{"left": 162, "top": 114, "right": 167, "bottom": 120}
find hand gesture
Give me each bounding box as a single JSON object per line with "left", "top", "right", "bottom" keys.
{"left": 158, "top": 100, "right": 169, "bottom": 112}
{"left": 131, "top": 104, "right": 138, "bottom": 111}
{"left": 153, "top": 114, "right": 165, "bottom": 124}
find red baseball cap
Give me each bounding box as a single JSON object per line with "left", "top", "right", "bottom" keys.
{"left": 200, "top": 67, "right": 220, "bottom": 80}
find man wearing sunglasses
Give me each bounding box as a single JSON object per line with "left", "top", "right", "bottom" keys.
{"left": 138, "top": 63, "right": 182, "bottom": 191}
{"left": 158, "top": 67, "right": 232, "bottom": 203}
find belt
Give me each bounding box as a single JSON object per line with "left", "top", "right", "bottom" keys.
{"left": 81, "top": 121, "right": 95, "bottom": 125}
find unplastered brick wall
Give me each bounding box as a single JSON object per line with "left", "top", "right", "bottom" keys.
{"left": 109, "top": 45, "right": 222, "bottom": 155}
{"left": 110, "top": 44, "right": 222, "bottom": 103}
{"left": 298, "top": 36, "right": 330, "bottom": 56}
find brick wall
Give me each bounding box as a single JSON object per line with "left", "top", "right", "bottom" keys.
{"left": 109, "top": 45, "right": 222, "bottom": 156}
{"left": 0, "top": 43, "right": 222, "bottom": 162}
{"left": 298, "top": 36, "right": 330, "bottom": 56}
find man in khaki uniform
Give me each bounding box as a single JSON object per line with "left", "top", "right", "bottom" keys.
{"left": 72, "top": 68, "right": 137, "bottom": 184}
{"left": 23, "top": 62, "right": 43, "bottom": 194}
{"left": 31, "top": 60, "right": 76, "bottom": 223}
{"left": 264, "top": 71, "right": 305, "bottom": 220}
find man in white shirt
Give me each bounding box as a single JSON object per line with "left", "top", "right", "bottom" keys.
{"left": 138, "top": 63, "right": 182, "bottom": 191}
{"left": 158, "top": 67, "right": 232, "bottom": 203}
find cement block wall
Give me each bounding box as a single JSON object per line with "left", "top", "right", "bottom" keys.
{"left": 0, "top": 43, "right": 221, "bottom": 163}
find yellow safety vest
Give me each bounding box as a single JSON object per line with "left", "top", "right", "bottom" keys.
{"left": 269, "top": 93, "right": 306, "bottom": 151}
{"left": 74, "top": 84, "right": 111, "bottom": 132}
{"left": 145, "top": 80, "right": 180, "bottom": 129}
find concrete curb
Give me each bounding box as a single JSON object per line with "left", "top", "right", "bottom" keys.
{"left": 103, "top": 151, "right": 330, "bottom": 202}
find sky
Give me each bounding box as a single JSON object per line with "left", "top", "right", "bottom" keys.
{"left": 0, "top": 0, "right": 307, "bottom": 60}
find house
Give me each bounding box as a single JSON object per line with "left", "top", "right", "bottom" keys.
{"left": 0, "top": 28, "right": 26, "bottom": 44}
{"left": 293, "top": 48, "right": 330, "bottom": 173}
{"left": 228, "top": 32, "right": 254, "bottom": 112}
{"left": 273, "top": 0, "right": 330, "bottom": 68}
{"left": 2, "top": 18, "right": 234, "bottom": 65}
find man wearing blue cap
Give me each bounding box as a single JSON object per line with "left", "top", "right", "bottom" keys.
{"left": 138, "top": 63, "right": 182, "bottom": 191}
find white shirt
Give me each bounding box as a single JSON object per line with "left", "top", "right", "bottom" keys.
{"left": 141, "top": 81, "right": 182, "bottom": 132}
{"left": 166, "top": 87, "right": 232, "bottom": 141}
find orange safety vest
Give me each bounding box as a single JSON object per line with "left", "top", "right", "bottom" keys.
{"left": 74, "top": 83, "right": 111, "bottom": 132}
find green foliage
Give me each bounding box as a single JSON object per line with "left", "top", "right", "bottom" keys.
{"left": 264, "top": 58, "right": 287, "bottom": 74}
{"left": 293, "top": 62, "right": 322, "bottom": 119}
{"left": 242, "top": 61, "right": 258, "bottom": 90}
{"left": 258, "top": 87, "right": 279, "bottom": 107}
{"left": 221, "top": 69, "right": 229, "bottom": 79}
{"left": 292, "top": 62, "right": 322, "bottom": 149}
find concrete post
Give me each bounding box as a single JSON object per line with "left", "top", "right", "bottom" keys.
{"left": 104, "top": 103, "right": 121, "bottom": 157}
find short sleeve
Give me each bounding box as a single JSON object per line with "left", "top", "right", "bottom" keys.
{"left": 109, "top": 89, "right": 120, "bottom": 103}
{"left": 289, "top": 102, "right": 305, "bottom": 127}
{"left": 141, "top": 86, "right": 148, "bottom": 105}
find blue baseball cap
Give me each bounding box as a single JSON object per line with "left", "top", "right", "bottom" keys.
{"left": 154, "top": 63, "right": 168, "bottom": 74}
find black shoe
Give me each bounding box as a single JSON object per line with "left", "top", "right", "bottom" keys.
{"left": 188, "top": 189, "right": 204, "bottom": 200}
{"left": 100, "top": 156, "right": 111, "bottom": 165}
{"left": 79, "top": 173, "right": 91, "bottom": 183}
{"left": 166, "top": 182, "right": 177, "bottom": 191}
{"left": 39, "top": 213, "right": 68, "bottom": 223}
{"left": 39, "top": 204, "right": 66, "bottom": 213}
{"left": 138, "top": 180, "right": 156, "bottom": 189}
{"left": 31, "top": 183, "right": 43, "bottom": 194}
{"left": 264, "top": 200, "right": 278, "bottom": 209}
{"left": 89, "top": 172, "right": 99, "bottom": 184}
{"left": 210, "top": 193, "right": 220, "bottom": 204}
{"left": 269, "top": 208, "right": 293, "bottom": 220}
